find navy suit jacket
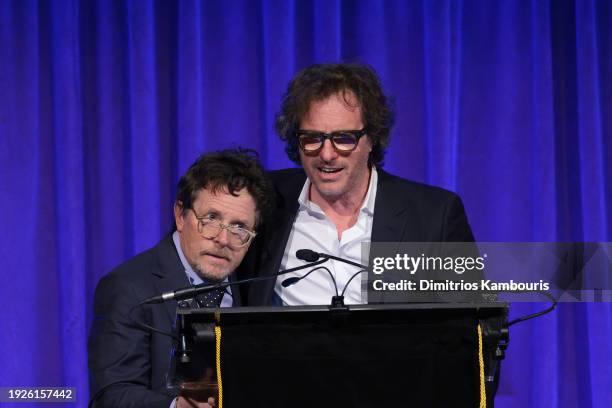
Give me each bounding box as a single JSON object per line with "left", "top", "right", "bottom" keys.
{"left": 88, "top": 234, "right": 242, "bottom": 408}
{"left": 238, "top": 168, "right": 475, "bottom": 306}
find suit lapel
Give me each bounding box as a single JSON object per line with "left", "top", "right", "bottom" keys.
{"left": 262, "top": 201, "right": 300, "bottom": 276}
{"left": 252, "top": 171, "right": 304, "bottom": 305}
{"left": 371, "top": 170, "right": 411, "bottom": 243}
{"left": 152, "top": 234, "right": 190, "bottom": 322}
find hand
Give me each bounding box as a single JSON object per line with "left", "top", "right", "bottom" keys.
{"left": 177, "top": 369, "right": 217, "bottom": 408}
{"left": 176, "top": 395, "right": 216, "bottom": 408}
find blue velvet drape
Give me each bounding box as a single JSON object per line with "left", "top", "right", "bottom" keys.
{"left": 1, "top": 1, "right": 610, "bottom": 407}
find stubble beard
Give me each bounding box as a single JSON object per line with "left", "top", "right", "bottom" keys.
{"left": 192, "top": 263, "right": 230, "bottom": 283}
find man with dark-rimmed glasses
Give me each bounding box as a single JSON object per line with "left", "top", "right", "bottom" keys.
{"left": 240, "top": 63, "right": 475, "bottom": 307}
{"left": 89, "top": 149, "right": 273, "bottom": 408}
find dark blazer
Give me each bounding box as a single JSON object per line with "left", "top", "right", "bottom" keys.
{"left": 239, "top": 168, "right": 475, "bottom": 306}
{"left": 88, "top": 234, "right": 242, "bottom": 408}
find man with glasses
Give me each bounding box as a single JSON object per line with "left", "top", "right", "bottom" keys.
{"left": 241, "top": 63, "right": 475, "bottom": 306}
{"left": 89, "top": 149, "right": 273, "bottom": 407}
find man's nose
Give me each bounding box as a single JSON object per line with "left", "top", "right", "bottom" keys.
{"left": 319, "top": 139, "right": 338, "bottom": 162}
{"left": 213, "top": 227, "right": 231, "bottom": 246}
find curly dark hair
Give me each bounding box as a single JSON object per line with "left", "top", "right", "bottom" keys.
{"left": 275, "top": 63, "right": 393, "bottom": 167}
{"left": 175, "top": 148, "right": 274, "bottom": 228}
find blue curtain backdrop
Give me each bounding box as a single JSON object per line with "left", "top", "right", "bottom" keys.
{"left": 1, "top": 0, "right": 610, "bottom": 407}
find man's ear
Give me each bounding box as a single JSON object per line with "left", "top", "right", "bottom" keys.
{"left": 174, "top": 201, "right": 185, "bottom": 232}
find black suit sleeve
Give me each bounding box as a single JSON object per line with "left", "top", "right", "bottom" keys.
{"left": 440, "top": 193, "right": 490, "bottom": 301}
{"left": 441, "top": 193, "right": 476, "bottom": 242}
{"left": 88, "top": 273, "right": 176, "bottom": 408}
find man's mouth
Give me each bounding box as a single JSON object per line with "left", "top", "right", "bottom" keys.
{"left": 200, "top": 252, "right": 229, "bottom": 261}
{"left": 318, "top": 166, "right": 343, "bottom": 174}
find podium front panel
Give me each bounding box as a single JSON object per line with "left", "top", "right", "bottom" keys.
{"left": 174, "top": 303, "right": 507, "bottom": 408}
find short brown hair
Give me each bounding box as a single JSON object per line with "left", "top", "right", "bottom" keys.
{"left": 275, "top": 63, "right": 393, "bottom": 167}
{"left": 175, "top": 148, "right": 274, "bottom": 228}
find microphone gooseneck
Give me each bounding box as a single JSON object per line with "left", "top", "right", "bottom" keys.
{"left": 341, "top": 269, "right": 368, "bottom": 297}
{"left": 282, "top": 249, "right": 372, "bottom": 305}
{"left": 281, "top": 266, "right": 339, "bottom": 297}
{"left": 139, "top": 250, "right": 330, "bottom": 305}
{"left": 322, "top": 253, "right": 368, "bottom": 269}
{"left": 297, "top": 249, "right": 368, "bottom": 270}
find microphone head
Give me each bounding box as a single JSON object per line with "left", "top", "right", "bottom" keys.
{"left": 296, "top": 249, "right": 320, "bottom": 262}
{"left": 281, "top": 277, "right": 301, "bottom": 287}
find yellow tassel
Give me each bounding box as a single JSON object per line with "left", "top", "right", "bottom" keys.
{"left": 478, "top": 324, "right": 486, "bottom": 408}
{"left": 215, "top": 324, "right": 223, "bottom": 408}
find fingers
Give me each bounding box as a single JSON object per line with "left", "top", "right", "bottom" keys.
{"left": 177, "top": 396, "right": 213, "bottom": 408}
{"left": 176, "top": 396, "right": 194, "bottom": 408}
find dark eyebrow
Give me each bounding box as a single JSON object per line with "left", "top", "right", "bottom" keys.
{"left": 204, "top": 206, "right": 252, "bottom": 229}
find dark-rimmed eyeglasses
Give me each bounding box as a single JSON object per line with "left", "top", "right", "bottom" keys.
{"left": 190, "top": 209, "right": 256, "bottom": 248}
{"left": 296, "top": 128, "right": 368, "bottom": 153}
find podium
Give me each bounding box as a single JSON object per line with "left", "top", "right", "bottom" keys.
{"left": 170, "top": 303, "right": 509, "bottom": 408}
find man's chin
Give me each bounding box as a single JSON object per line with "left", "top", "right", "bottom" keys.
{"left": 194, "top": 266, "right": 231, "bottom": 283}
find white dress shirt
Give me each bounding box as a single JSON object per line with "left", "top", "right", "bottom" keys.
{"left": 274, "top": 167, "right": 378, "bottom": 305}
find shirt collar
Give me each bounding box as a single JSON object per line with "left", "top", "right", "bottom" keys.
{"left": 172, "top": 230, "right": 204, "bottom": 285}
{"left": 362, "top": 166, "right": 377, "bottom": 215}
{"left": 298, "top": 166, "right": 378, "bottom": 216}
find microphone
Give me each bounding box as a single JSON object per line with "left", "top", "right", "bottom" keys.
{"left": 281, "top": 266, "right": 339, "bottom": 296}
{"left": 296, "top": 249, "right": 368, "bottom": 269}
{"left": 139, "top": 251, "right": 329, "bottom": 305}
{"left": 142, "top": 281, "right": 228, "bottom": 304}
{"left": 280, "top": 276, "right": 301, "bottom": 287}
{"left": 296, "top": 249, "right": 320, "bottom": 262}
{"left": 281, "top": 250, "right": 370, "bottom": 307}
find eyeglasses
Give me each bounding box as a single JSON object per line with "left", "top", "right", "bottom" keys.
{"left": 190, "top": 209, "right": 256, "bottom": 248}
{"left": 296, "top": 128, "right": 368, "bottom": 153}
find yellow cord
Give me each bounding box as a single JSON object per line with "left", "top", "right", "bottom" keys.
{"left": 215, "top": 324, "right": 223, "bottom": 408}
{"left": 478, "top": 324, "right": 486, "bottom": 408}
